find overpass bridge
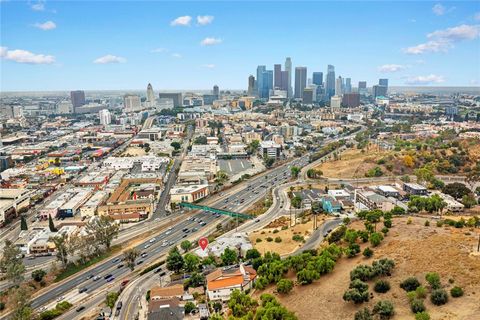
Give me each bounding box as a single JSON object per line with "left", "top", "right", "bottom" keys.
{"left": 178, "top": 202, "right": 254, "bottom": 220}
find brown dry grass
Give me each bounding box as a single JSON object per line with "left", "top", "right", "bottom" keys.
{"left": 122, "top": 146, "right": 146, "bottom": 157}
{"left": 249, "top": 216, "right": 325, "bottom": 256}
{"left": 255, "top": 216, "right": 480, "bottom": 320}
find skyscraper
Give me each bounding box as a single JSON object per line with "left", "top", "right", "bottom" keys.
{"left": 325, "top": 65, "right": 335, "bottom": 99}
{"left": 99, "top": 109, "right": 112, "bottom": 125}
{"left": 256, "top": 65, "right": 266, "bottom": 98}
{"left": 345, "top": 78, "right": 352, "bottom": 94}
{"left": 280, "top": 71, "right": 289, "bottom": 91}
{"left": 124, "top": 94, "right": 141, "bottom": 112}
{"left": 261, "top": 70, "right": 273, "bottom": 99}
{"left": 213, "top": 85, "right": 219, "bottom": 98}
{"left": 146, "top": 83, "right": 155, "bottom": 106}
{"left": 285, "top": 57, "right": 292, "bottom": 98}
{"left": 358, "top": 81, "right": 367, "bottom": 95}
{"left": 70, "top": 90, "right": 86, "bottom": 113}
{"left": 248, "top": 75, "right": 256, "bottom": 96}
{"left": 312, "top": 72, "right": 323, "bottom": 86}
{"left": 335, "top": 76, "right": 343, "bottom": 96}
{"left": 373, "top": 85, "right": 387, "bottom": 98}
{"left": 294, "top": 67, "right": 307, "bottom": 99}
{"left": 379, "top": 79, "right": 389, "bottom": 94}
{"left": 274, "top": 64, "right": 282, "bottom": 89}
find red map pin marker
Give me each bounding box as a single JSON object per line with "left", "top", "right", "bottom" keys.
{"left": 198, "top": 237, "right": 209, "bottom": 251}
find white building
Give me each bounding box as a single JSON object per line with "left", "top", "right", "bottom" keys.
{"left": 124, "top": 94, "right": 142, "bottom": 113}
{"left": 99, "top": 109, "right": 112, "bottom": 125}
{"left": 57, "top": 101, "right": 73, "bottom": 114}
{"left": 330, "top": 95, "right": 342, "bottom": 108}
{"left": 260, "top": 141, "right": 281, "bottom": 159}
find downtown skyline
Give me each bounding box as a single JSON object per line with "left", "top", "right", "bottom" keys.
{"left": 1, "top": 1, "right": 480, "bottom": 91}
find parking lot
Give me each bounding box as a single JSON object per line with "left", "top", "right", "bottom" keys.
{"left": 218, "top": 159, "right": 253, "bottom": 176}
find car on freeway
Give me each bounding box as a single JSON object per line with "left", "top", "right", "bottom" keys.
{"left": 192, "top": 227, "right": 198, "bottom": 232}
{"left": 56, "top": 296, "right": 65, "bottom": 302}
{"left": 104, "top": 274, "right": 113, "bottom": 280}
{"left": 112, "top": 258, "right": 120, "bottom": 263}
{"left": 141, "top": 252, "right": 148, "bottom": 258}
{"left": 165, "top": 230, "right": 172, "bottom": 235}
{"left": 144, "top": 244, "right": 151, "bottom": 249}
{"left": 117, "top": 301, "right": 123, "bottom": 310}
{"left": 93, "top": 276, "right": 100, "bottom": 281}
{"left": 78, "top": 287, "right": 88, "bottom": 293}
{"left": 117, "top": 264, "right": 124, "bottom": 269}
{"left": 106, "top": 276, "right": 115, "bottom": 282}
{"left": 76, "top": 306, "right": 86, "bottom": 313}
{"left": 161, "top": 241, "right": 168, "bottom": 247}
{"left": 255, "top": 219, "right": 260, "bottom": 223}
{"left": 149, "top": 237, "right": 156, "bottom": 243}
{"left": 159, "top": 271, "right": 166, "bottom": 277}
{"left": 153, "top": 267, "right": 163, "bottom": 274}
{"left": 182, "top": 227, "right": 189, "bottom": 232}
{"left": 86, "top": 274, "right": 94, "bottom": 280}
{"left": 200, "top": 222, "right": 206, "bottom": 226}
{"left": 182, "top": 234, "right": 188, "bottom": 238}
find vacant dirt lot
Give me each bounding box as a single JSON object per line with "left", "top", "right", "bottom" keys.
{"left": 315, "top": 146, "right": 393, "bottom": 179}
{"left": 256, "top": 216, "right": 480, "bottom": 320}
{"left": 249, "top": 216, "right": 324, "bottom": 256}
{"left": 122, "top": 146, "right": 147, "bottom": 156}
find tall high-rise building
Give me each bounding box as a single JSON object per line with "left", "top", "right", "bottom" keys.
{"left": 256, "top": 65, "right": 266, "bottom": 98}
{"left": 379, "top": 79, "right": 388, "bottom": 95}
{"left": 146, "top": 83, "right": 156, "bottom": 107}
{"left": 312, "top": 72, "right": 323, "bottom": 86}
{"left": 213, "top": 85, "right": 219, "bottom": 98}
{"left": 285, "top": 57, "right": 292, "bottom": 98}
{"left": 280, "top": 71, "right": 289, "bottom": 91}
{"left": 261, "top": 70, "right": 273, "bottom": 99}
{"left": 159, "top": 93, "right": 182, "bottom": 107}
{"left": 247, "top": 75, "right": 256, "bottom": 96}
{"left": 124, "top": 94, "right": 141, "bottom": 112}
{"left": 274, "top": 64, "right": 282, "bottom": 89}
{"left": 345, "top": 78, "right": 352, "bottom": 94}
{"left": 325, "top": 65, "right": 335, "bottom": 99}
{"left": 342, "top": 93, "right": 360, "bottom": 108}
{"left": 358, "top": 81, "right": 367, "bottom": 95}
{"left": 294, "top": 67, "right": 307, "bottom": 99}
{"left": 99, "top": 109, "right": 112, "bottom": 125}
{"left": 335, "top": 76, "right": 343, "bottom": 96}
{"left": 302, "top": 88, "right": 314, "bottom": 104}
{"left": 372, "top": 85, "right": 387, "bottom": 98}
{"left": 70, "top": 90, "right": 86, "bottom": 112}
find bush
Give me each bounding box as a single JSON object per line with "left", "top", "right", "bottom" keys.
{"left": 400, "top": 277, "right": 421, "bottom": 292}
{"left": 374, "top": 280, "right": 391, "bottom": 293}
{"left": 32, "top": 269, "right": 47, "bottom": 282}
{"left": 410, "top": 298, "right": 426, "bottom": 313}
{"left": 276, "top": 279, "right": 294, "bottom": 294}
{"left": 350, "top": 265, "right": 375, "bottom": 281}
{"left": 0, "top": 302, "right": 4, "bottom": 311}
{"left": 415, "top": 286, "right": 427, "bottom": 299}
{"left": 346, "top": 243, "right": 361, "bottom": 258}
{"left": 274, "top": 237, "right": 282, "bottom": 243}
{"left": 363, "top": 247, "right": 373, "bottom": 258}
{"left": 273, "top": 229, "right": 279, "bottom": 234}
{"left": 430, "top": 289, "right": 449, "bottom": 305}
{"left": 407, "top": 218, "right": 412, "bottom": 225}
{"left": 255, "top": 276, "right": 269, "bottom": 290}
{"left": 369, "top": 232, "right": 384, "bottom": 247}
{"left": 292, "top": 235, "right": 304, "bottom": 242}
{"left": 425, "top": 272, "right": 441, "bottom": 289}
{"left": 372, "top": 300, "right": 395, "bottom": 319}
{"left": 450, "top": 286, "right": 464, "bottom": 298}
{"left": 184, "top": 301, "right": 196, "bottom": 314}
{"left": 256, "top": 238, "right": 262, "bottom": 243}
{"left": 354, "top": 308, "right": 373, "bottom": 320}
{"left": 372, "top": 259, "right": 395, "bottom": 277}
{"left": 343, "top": 288, "right": 369, "bottom": 304}
{"left": 297, "top": 268, "right": 319, "bottom": 285}
{"left": 383, "top": 219, "right": 392, "bottom": 228}
{"left": 424, "top": 220, "right": 430, "bottom": 227}
{"left": 415, "top": 312, "right": 430, "bottom": 320}
{"left": 266, "top": 237, "right": 273, "bottom": 242}
{"left": 436, "top": 220, "right": 444, "bottom": 227}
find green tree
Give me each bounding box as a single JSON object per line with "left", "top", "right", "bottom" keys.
{"left": 123, "top": 248, "right": 139, "bottom": 271}
{"left": 430, "top": 289, "right": 448, "bottom": 305}
{"left": 20, "top": 216, "right": 28, "bottom": 231}
{"left": 442, "top": 183, "right": 471, "bottom": 200}
{"left": 400, "top": 277, "right": 421, "bottom": 292}
{"left": 415, "top": 312, "right": 430, "bottom": 320}
{"left": 32, "top": 269, "right": 47, "bottom": 282}
{"left": 49, "top": 233, "right": 73, "bottom": 268}
{"left": 85, "top": 215, "right": 119, "bottom": 250}
{"left": 369, "top": 232, "right": 384, "bottom": 247}
{"left": 290, "top": 166, "right": 300, "bottom": 178}
{"left": 170, "top": 141, "right": 181, "bottom": 150}
{"left": 425, "top": 272, "right": 441, "bottom": 290}
{"left": 184, "top": 272, "right": 204, "bottom": 288}
{"left": 215, "top": 170, "right": 229, "bottom": 186}
{"left": 372, "top": 300, "right": 395, "bottom": 319}
{"left": 10, "top": 286, "right": 33, "bottom": 320}
{"left": 276, "top": 279, "right": 294, "bottom": 294}
{"left": 221, "top": 247, "right": 238, "bottom": 266}
{"left": 184, "top": 253, "right": 200, "bottom": 272}
{"left": 184, "top": 301, "right": 196, "bottom": 314}
{"left": 1, "top": 239, "right": 26, "bottom": 286}
{"left": 462, "top": 193, "right": 477, "bottom": 208}
{"left": 48, "top": 214, "right": 57, "bottom": 232}
{"left": 264, "top": 156, "right": 275, "bottom": 168}
{"left": 194, "top": 136, "right": 207, "bottom": 144}
{"left": 291, "top": 195, "right": 302, "bottom": 209}
{"left": 166, "top": 247, "right": 184, "bottom": 273}
{"left": 354, "top": 308, "right": 373, "bottom": 320}
{"left": 247, "top": 140, "right": 260, "bottom": 155}
{"left": 246, "top": 248, "right": 261, "bottom": 260}
{"left": 105, "top": 291, "right": 119, "bottom": 309}
{"left": 180, "top": 240, "right": 192, "bottom": 252}
{"left": 227, "top": 290, "right": 257, "bottom": 318}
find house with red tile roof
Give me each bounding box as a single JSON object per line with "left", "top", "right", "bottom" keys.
{"left": 206, "top": 264, "right": 257, "bottom": 301}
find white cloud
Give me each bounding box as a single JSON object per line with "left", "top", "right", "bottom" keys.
{"left": 475, "top": 12, "right": 480, "bottom": 21}
{"left": 197, "top": 15, "right": 214, "bottom": 25}
{"left": 378, "top": 64, "right": 407, "bottom": 73}
{"left": 171, "top": 16, "right": 192, "bottom": 26}
{"left": 201, "top": 64, "right": 215, "bottom": 69}
{"left": 405, "top": 74, "right": 445, "bottom": 85}
{"left": 151, "top": 48, "right": 168, "bottom": 53}
{"left": 0, "top": 46, "right": 55, "bottom": 64}
{"left": 200, "top": 37, "right": 222, "bottom": 46}
{"left": 404, "top": 24, "right": 480, "bottom": 54}
{"left": 171, "top": 53, "right": 182, "bottom": 58}
{"left": 427, "top": 24, "right": 480, "bottom": 41}
{"left": 33, "top": 20, "right": 56, "bottom": 30}
{"left": 93, "top": 55, "right": 126, "bottom": 64}
{"left": 432, "top": 4, "right": 446, "bottom": 16}
{"left": 31, "top": 1, "right": 45, "bottom": 11}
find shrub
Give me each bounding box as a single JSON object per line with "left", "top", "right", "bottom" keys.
{"left": 381, "top": 227, "right": 389, "bottom": 236}
{"left": 374, "top": 280, "right": 391, "bottom": 293}
{"left": 450, "top": 286, "right": 464, "bottom": 298}
{"left": 0, "top": 302, "right": 4, "bottom": 311}
{"left": 407, "top": 291, "right": 417, "bottom": 302}
{"left": 350, "top": 265, "right": 375, "bottom": 281}
{"left": 343, "top": 288, "right": 369, "bottom": 304}
{"left": 292, "top": 234, "right": 305, "bottom": 242}
{"left": 430, "top": 289, "right": 449, "bottom": 305}
{"left": 363, "top": 247, "right": 373, "bottom": 258}
{"left": 273, "top": 229, "right": 279, "bottom": 234}
{"left": 354, "top": 308, "right": 373, "bottom": 320}
{"left": 32, "top": 269, "right": 47, "bottom": 282}
{"left": 425, "top": 272, "right": 441, "bottom": 290}
{"left": 276, "top": 279, "right": 294, "bottom": 294}
{"left": 424, "top": 220, "right": 430, "bottom": 227}
{"left": 297, "top": 268, "right": 319, "bottom": 285}
{"left": 266, "top": 237, "right": 273, "bottom": 242}
{"left": 436, "top": 220, "right": 444, "bottom": 227}
{"left": 274, "top": 237, "right": 282, "bottom": 243}
{"left": 372, "top": 300, "right": 395, "bottom": 319}
{"left": 407, "top": 218, "right": 412, "bottom": 225}
{"left": 383, "top": 219, "right": 392, "bottom": 228}
{"left": 256, "top": 238, "right": 262, "bottom": 243}
{"left": 410, "top": 298, "right": 426, "bottom": 313}
{"left": 369, "top": 232, "right": 384, "bottom": 247}
{"left": 372, "top": 258, "right": 395, "bottom": 277}
{"left": 185, "top": 301, "right": 196, "bottom": 314}
{"left": 255, "top": 276, "right": 269, "bottom": 290}
{"left": 415, "top": 312, "right": 430, "bottom": 320}
{"left": 400, "top": 277, "right": 421, "bottom": 292}
{"left": 415, "top": 286, "right": 427, "bottom": 299}
{"left": 346, "top": 243, "right": 361, "bottom": 258}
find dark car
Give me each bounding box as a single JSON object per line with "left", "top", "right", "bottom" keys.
{"left": 76, "top": 306, "right": 85, "bottom": 312}
{"left": 78, "top": 287, "right": 88, "bottom": 293}
{"left": 117, "top": 264, "right": 124, "bottom": 269}
{"left": 104, "top": 274, "right": 113, "bottom": 280}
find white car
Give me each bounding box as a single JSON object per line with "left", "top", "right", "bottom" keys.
{"left": 149, "top": 237, "right": 156, "bottom": 243}
{"left": 144, "top": 244, "right": 151, "bottom": 249}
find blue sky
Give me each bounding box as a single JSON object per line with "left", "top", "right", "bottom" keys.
{"left": 1, "top": 1, "right": 479, "bottom": 91}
